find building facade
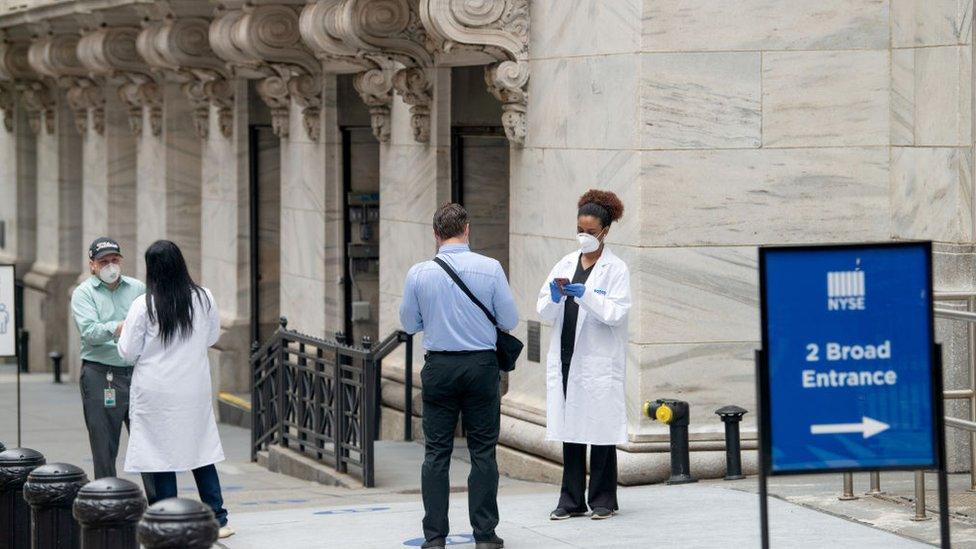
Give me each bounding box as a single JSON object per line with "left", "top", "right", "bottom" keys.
{"left": 0, "top": 0, "right": 973, "bottom": 483}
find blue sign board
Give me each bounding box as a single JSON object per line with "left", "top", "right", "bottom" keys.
{"left": 759, "top": 242, "right": 940, "bottom": 474}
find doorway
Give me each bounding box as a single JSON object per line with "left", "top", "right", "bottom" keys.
{"left": 248, "top": 81, "right": 281, "bottom": 346}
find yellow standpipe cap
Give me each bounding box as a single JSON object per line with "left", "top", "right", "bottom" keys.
{"left": 655, "top": 404, "right": 673, "bottom": 424}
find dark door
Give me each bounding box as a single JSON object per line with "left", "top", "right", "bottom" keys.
{"left": 248, "top": 125, "right": 281, "bottom": 346}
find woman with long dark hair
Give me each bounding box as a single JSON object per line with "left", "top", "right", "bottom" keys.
{"left": 118, "top": 240, "right": 233, "bottom": 538}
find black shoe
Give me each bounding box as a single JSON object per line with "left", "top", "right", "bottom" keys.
{"left": 550, "top": 508, "right": 585, "bottom": 520}
{"left": 475, "top": 536, "right": 504, "bottom": 549}
{"left": 590, "top": 507, "right": 614, "bottom": 520}
{"left": 421, "top": 539, "right": 446, "bottom": 549}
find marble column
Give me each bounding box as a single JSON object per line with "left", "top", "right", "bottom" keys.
{"left": 0, "top": 97, "right": 37, "bottom": 277}
{"left": 22, "top": 90, "right": 82, "bottom": 372}
{"left": 64, "top": 91, "right": 137, "bottom": 380}
{"left": 135, "top": 81, "right": 202, "bottom": 280}
{"left": 378, "top": 67, "right": 451, "bottom": 364}
{"left": 200, "top": 79, "right": 251, "bottom": 393}
{"left": 278, "top": 77, "right": 341, "bottom": 339}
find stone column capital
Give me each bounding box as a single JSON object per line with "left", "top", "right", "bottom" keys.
{"left": 419, "top": 0, "right": 529, "bottom": 144}
{"left": 212, "top": 3, "right": 321, "bottom": 141}
{"left": 28, "top": 32, "right": 103, "bottom": 136}
{"left": 137, "top": 15, "right": 233, "bottom": 139}
{"left": 0, "top": 37, "right": 53, "bottom": 135}
{"left": 78, "top": 25, "right": 160, "bottom": 136}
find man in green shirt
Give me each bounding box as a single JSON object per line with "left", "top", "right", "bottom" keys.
{"left": 70, "top": 237, "right": 145, "bottom": 478}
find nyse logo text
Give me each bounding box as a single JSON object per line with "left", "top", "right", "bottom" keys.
{"left": 827, "top": 270, "right": 865, "bottom": 311}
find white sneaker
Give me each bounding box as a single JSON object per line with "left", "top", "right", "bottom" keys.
{"left": 219, "top": 525, "right": 236, "bottom": 539}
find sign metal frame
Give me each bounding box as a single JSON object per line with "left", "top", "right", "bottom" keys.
{"left": 756, "top": 241, "right": 948, "bottom": 549}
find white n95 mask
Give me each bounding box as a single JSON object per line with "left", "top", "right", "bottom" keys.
{"left": 98, "top": 263, "right": 121, "bottom": 284}
{"left": 577, "top": 233, "right": 601, "bottom": 254}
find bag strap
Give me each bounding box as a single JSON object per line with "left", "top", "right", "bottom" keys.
{"left": 433, "top": 256, "right": 498, "bottom": 327}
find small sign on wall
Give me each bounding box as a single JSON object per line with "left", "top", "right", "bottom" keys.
{"left": 0, "top": 265, "right": 14, "bottom": 357}
{"left": 527, "top": 320, "right": 540, "bottom": 363}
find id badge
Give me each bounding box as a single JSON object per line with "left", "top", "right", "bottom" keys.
{"left": 104, "top": 388, "right": 117, "bottom": 408}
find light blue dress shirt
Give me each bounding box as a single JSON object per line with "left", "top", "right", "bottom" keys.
{"left": 400, "top": 244, "right": 519, "bottom": 352}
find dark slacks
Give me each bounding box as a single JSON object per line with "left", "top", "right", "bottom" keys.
{"left": 142, "top": 464, "right": 228, "bottom": 526}
{"left": 79, "top": 361, "right": 131, "bottom": 479}
{"left": 421, "top": 351, "right": 500, "bottom": 544}
{"left": 557, "top": 360, "right": 619, "bottom": 512}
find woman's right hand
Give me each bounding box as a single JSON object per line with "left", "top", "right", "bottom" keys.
{"left": 549, "top": 280, "right": 563, "bottom": 303}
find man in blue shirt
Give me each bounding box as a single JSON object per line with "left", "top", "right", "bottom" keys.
{"left": 400, "top": 203, "right": 518, "bottom": 549}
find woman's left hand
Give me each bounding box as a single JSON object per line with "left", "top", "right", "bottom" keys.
{"left": 563, "top": 283, "right": 585, "bottom": 298}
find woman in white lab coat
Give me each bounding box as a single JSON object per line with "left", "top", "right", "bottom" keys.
{"left": 536, "top": 190, "right": 631, "bottom": 521}
{"left": 118, "top": 240, "right": 233, "bottom": 539}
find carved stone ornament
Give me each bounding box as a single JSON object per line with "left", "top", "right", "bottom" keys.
{"left": 212, "top": 4, "right": 321, "bottom": 141}
{"left": 337, "top": 0, "right": 434, "bottom": 143}
{"left": 0, "top": 38, "right": 52, "bottom": 136}
{"left": 420, "top": 0, "right": 529, "bottom": 144}
{"left": 78, "top": 26, "right": 161, "bottom": 137}
{"left": 29, "top": 33, "right": 105, "bottom": 136}
{"left": 0, "top": 83, "right": 14, "bottom": 132}
{"left": 353, "top": 68, "right": 394, "bottom": 142}
{"left": 138, "top": 16, "right": 234, "bottom": 140}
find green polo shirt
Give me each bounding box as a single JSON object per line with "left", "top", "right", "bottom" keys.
{"left": 70, "top": 275, "right": 146, "bottom": 367}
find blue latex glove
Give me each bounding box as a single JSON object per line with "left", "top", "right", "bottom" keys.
{"left": 549, "top": 280, "right": 563, "bottom": 303}
{"left": 563, "top": 283, "right": 585, "bottom": 298}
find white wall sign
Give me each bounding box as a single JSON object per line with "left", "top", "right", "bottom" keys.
{"left": 0, "top": 265, "right": 15, "bottom": 357}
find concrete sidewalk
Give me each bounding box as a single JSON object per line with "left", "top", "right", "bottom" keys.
{"left": 0, "top": 365, "right": 942, "bottom": 548}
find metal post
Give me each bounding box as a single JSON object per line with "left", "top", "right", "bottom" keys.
{"left": 23, "top": 463, "right": 88, "bottom": 548}
{"left": 644, "top": 399, "right": 696, "bottom": 484}
{"left": 404, "top": 333, "right": 413, "bottom": 442}
{"left": 18, "top": 329, "right": 28, "bottom": 373}
{"left": 49, "top": 351, "right": 63, "bottom": 384}
{"left": 968, "top": 296, "right": 976, "bottom": 492}
{"left": 137, "top": 498, "right": 218, "bottom": 549}
{"left": 249, "top": 341, "right": 259, "bottom": 462}
{"left": 866, "top": 471, "right": 882, "bottom": 495}
{"left": 73, "top": 477, "right": 147, "bottom": 549}
{"left": 839, "top": 472, "right": 857, "bottom": 500}
{"left": 911, "top": 470, "right": 931, "bottom": 521}
{"left": 715, "top": 405, "right": 747, "bottom": 480}
{"left": 0, "top": 447, "right": 45, "bottom": 549}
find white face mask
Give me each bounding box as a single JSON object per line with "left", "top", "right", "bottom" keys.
{"left": 98, "top": 263, "right": 121, "bottom": 285}
{"left": 577, "top": 231, "right": 603, "bottom": 254}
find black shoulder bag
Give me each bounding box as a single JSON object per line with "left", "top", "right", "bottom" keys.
{"left": 433, "top": 257, "right": 523, "bottom": 372}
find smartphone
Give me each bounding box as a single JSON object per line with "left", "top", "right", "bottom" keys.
{"left": 554, "top": 278, "right": 570, "bottom": 295}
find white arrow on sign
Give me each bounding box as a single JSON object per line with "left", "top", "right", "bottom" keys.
{"left": 810, "top": 416, "right": 890, "bottom": 439}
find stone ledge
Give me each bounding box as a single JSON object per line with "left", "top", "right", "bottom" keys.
{"left": 257, "top": 447, "right": 363, "bottom": 490}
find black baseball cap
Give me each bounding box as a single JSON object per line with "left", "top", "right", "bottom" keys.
{"left": 89, "top": 237, "right": 122, "bottom": 261}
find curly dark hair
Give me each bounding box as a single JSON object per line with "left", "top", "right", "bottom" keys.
{"left": 577, "top": 189, "right": 624, "bottom": 227}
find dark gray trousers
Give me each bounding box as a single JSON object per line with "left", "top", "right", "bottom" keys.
{"left": 421, "top": 351, "right": 500, "bottom": 544}
{"left": 79, "top": 361, "right": 131, "bottom": 479}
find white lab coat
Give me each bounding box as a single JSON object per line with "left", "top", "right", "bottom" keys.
{"left": 536, "top": 247, "right": 631, "bottom": 446}
{"left": 117, "top": 288, "right": 225, "bottom": 473}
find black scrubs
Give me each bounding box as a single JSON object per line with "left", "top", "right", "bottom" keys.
{"left": 557, "top": 256, "right": 619, "bottom": 513}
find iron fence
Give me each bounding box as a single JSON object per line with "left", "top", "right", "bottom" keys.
{"left": 250, "top": 317, "right": 414, "bottom": 487}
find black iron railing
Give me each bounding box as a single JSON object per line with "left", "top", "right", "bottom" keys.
{"left": 249, "top": 317, "right": 414, "bottom": 487}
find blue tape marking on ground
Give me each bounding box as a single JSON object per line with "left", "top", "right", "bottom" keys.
{"left": 238, "top": 499, "right": 311, "bottom": 507}
{"left": 313, "top": 506, "right": 390, "bottom": 516}
{"left": 403, "top": 534, "right": 475, "bottom": 546}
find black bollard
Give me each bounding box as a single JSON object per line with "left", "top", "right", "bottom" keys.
{"left": 49, "top": 352, "right": 63, "bottom": 384}
{"left": 73, "top": 477, "right": 147, "bottom": 549}
{"left": 715, "top": 405, "right": 748, "bottom": 481}
{"left": 0, "top": 447, "right": 46, "bottom": 549}
{"left": 24, "top": 463, "right": 88, "bottom": 549}
{"left": 643, "top": 399, "right": 697, "bottom": 485}
{"left": 137, "top": 498, "right": 218, "bottom": 549}
{"left": 0, "top": 442, "right": 5, "bottom": 453}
